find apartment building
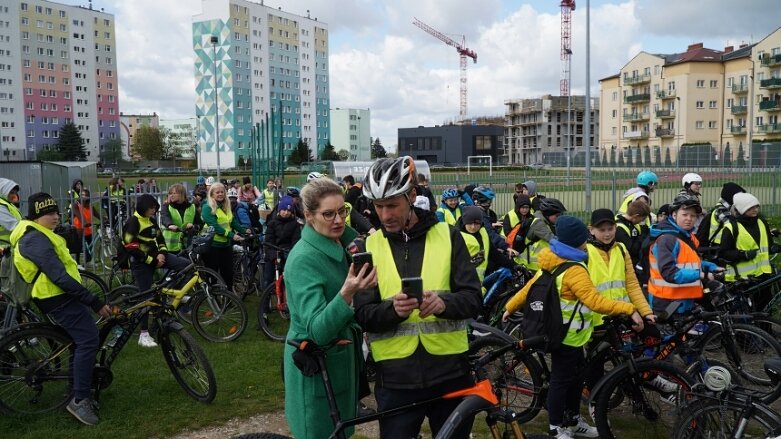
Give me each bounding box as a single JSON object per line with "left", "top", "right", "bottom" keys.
{"left": 119, "top": 112, "right": 158, "bottom": 161}
{"left": 0, "top": 1, "right": 120, "bottom": 161}
{"left": 504, "top": 95, "right": 599, "bottom": 165}
{"left": 330, "top": 108, "right": 370, "bottom": 161}
{"left": 193, "top": 0, "right": 330, "bottom": 170}
{"left": 159, "top": 117, "right": 197, "bottom": 159}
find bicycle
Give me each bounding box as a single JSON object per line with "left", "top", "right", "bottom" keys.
{"left": 477, "top": 265, "right": 533, "bottom": 329}
{"left": 232, "top": 229, "right": 264, "bottom": 300}
{"left": 673, "top": 359, "right": 781, "bottom": 438}
{"left": 257, "top": 243, "right": 289, "bottom": 342}
{"left": 0, "top": 262, "right": 217, "bottom": 415}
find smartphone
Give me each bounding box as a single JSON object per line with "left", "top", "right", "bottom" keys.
{"left": 351, "top": 252, "right": 373, "bottom": 274}
{"left": 401, "top": 277, "right": 423, "bottom": 304}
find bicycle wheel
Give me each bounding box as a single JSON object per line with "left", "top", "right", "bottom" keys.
{"left": 696, "top": 323, "right": 781, "bottom": 403}
{"left": 175, "top": 267, "right": 228, "bottom": 324}
{"left": 0, "top": 325, "right": 74, "bottom": 415}
{"left": 99, "top": 230, "right": 119, "bottom": 270}
{"left": 673, "top": 397, "right": 781, "bottom": 438}
{"left": 79, "top": 269, "right": 108, "bottom": 303}
{"left": 257, "top": 282, "right": 289, "bottom": 342}
{"left": 468, "top": 335, "right": 545, "bottom": 423}
{"left": 106, "top": 285, "right": 142, "bottom": 309}
{"left": 108, "top": 265, "right": 135, "bottom": 289}
{"left": 592, "top": 359, "right": 696, "bottom": 439}
{"left": 190, "top": 287, "right": 247, "bottom": 343}
{"left": 158, "top": 324, "right": 216, "bottom": 403}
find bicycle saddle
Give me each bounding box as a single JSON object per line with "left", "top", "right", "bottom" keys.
{"left": 764, "top": 358, "right": 781, "bottom": 385}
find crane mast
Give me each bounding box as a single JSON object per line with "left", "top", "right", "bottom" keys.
{"left": 560, "top": 0, "right": 576, "bottom": 96}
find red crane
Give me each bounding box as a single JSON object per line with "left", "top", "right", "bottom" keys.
{"left": 560, "top": 0, "right": 576, "bottom": 96}
{"left": 413, "top": 17, "right": 478, "bottom": 122}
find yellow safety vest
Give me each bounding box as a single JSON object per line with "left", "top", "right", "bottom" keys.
{"left": 707, "top": 209, "right": 726, "bottom": 245}
{"left": 723, "top": 220, "right": 772, "bottom": 282}
{"left": 619, "top": 192, "right": 651, "bottom": 227}
{"left": 0, "top": 197, "right": 22, "bottom": 248}
{"left": 436, "top": 207, "right": 460, "bottom": 226}
{"left": 212, "top": 207, "right": 234, "bottom": 244}
{"left": 461, "top": 228, "right": 490, "bottom": 282}
{"left": 365, "top": 222, "right": 468, "bottom": 362}
{"left": 501, "top": 210, "right": 521, "bottom": 238}
{"left": 262, "top": 188, "right": 275, "bottom": 208}
{"left": 161, "top": 204, "right": 196, "bottom": 252}
{"left": 10, "top": 220, "right": 82, "bottom": 300}
{"left": 557, "top": 262, "right": 595, "bottom": 347}
{"left": 345, "top": 202, "right": 353, "bottom": 227}
{"left": 587, "top": 243, "right": 630, "bottom": 325}
{"left": 522, "top": 218, "right": 549, "bottom": 271}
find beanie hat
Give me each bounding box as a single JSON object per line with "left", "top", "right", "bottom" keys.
{"left": 135, "top": 194, "right": 160, "bottom": 215}
{"left": 278, "top": 196, "right": 293, "bottom": 211}
{"left": 461, "top": 205, "right": 484, "bottom": 224}
{"left": 555, "top": 215, "right": 589, "bottom": 248}
{"left": 515, "top": 194, "right": 531, "bottom": 209}
{"left": 242, "top": 176, "right": 251, "bottom": 185}
{"left": 27, "top": 192, "right": 59, "bottom": 220}
{"left": 720, "top": 182, "right": 746, "bottom": 205}
{"left": 657, "top": 204, "right": 670, "bottom": 216}
{"left": 733, "top": 193, "right": 760, "bottom": 215}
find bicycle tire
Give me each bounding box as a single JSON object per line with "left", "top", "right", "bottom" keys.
{"left": 158, "top": 324, "right": 216, "bottom": 403}
{"left": 592, "top": 359, "right": 696, "bottom": 439}
{"left": 673, "top": 396, "right": 781, "bottom": 438}
{"left": 190, "top": 287, "right": 248, "bottom": 342}
{"left": 79, "top": 269, "right": 109, "bottom": 303}
{"left": 175, "top": 267, "right": 229, "bottom": 324}
{"left": 468, "top": 335, "right": 545, "bottom": 423}
{"left": 108, "top": 265, "right": 135, "bottom": 289}
{"left": 99, "top": 231, "right": 119, "bottom": 270}
{"left": 695, "top": 322, "right": 781, "bottom": 403}
{"left": 0, "top": 325, "right": 74, "bottom": 415}
{"left": 257, "top": 282, "right": 289, "bottom": 342}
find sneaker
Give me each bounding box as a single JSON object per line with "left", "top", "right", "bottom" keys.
{"left": 659, "top": 392, "right": 679, "bottom": 406}
{"left": 66, "top": 397, "right": 99, "bottom": 425}
{"left": 138, "top": 332, "right": 158, "bottom": 348}
{"left": 648, "top": 375, "right": 680, "bottom": 393}
{"left": 357, "top": 401, "right": 376, "bottom": 417}
{"left": 687, "top": 322, "right": 709, "bottom": 336}
{"left": 568, "top": 416, "right": 599, "bottom": 438}
{"left": 549, "top": 426, "right": 575, "bottom": 439}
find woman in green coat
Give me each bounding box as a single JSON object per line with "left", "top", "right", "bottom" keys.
{"left": 284, "top": 178, "right": 377, "bottom": 439}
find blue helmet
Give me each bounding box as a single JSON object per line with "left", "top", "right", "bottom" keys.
{"left": 196, "top": 176, "right": 206, "bottom": 185}
{"left": 287, "top": 186, "right": 301, "bottom": 197}
{"left": 441, "top": 189, "right": 459, "bottom": 200}
{"left": 636, "top": 171, "right": 658, "bottom": 187}
{"left": 472, "top": 185, "right": 495, "bottom": 200}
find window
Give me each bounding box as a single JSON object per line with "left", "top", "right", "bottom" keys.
{"left": 696, "top": 80, "right": 705, "bottom": 88}
{"left": 709, "top": 100, "right": 717, "bottom": 109}
{"left": 695, "top": 121, "right": 704, "bottom": 129}
{"left": 710, "top": 80, "right": 718, "bottom": 88}
{"left": 696, "top": 101, "right": 704, "bottom": 109}
{"left": 708, "top": 121, "right": 717, "bottom": 129}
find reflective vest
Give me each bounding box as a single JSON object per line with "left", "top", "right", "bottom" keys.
{"left": 109, "top": 186, "right": 126, "bottom": 202}
{"left": 0, "top": 197, "right": 22, "bottom": 248}
{"left": 365, "top": 222, "right": 468, "bottom": 362}
{"left": 501, "top": 210, "right": 521, "bottom": 237}
{"left": 648, "top": 234, "right": 703, "bottom": 300}
{"left": 461, "top": 227, "right": 490, "bottom": 282}
{"left": 345, "top": 202, "right": 353, "bottom": 227}
{"left": 557, "top": 262, "right": 595, "bottom": 347}
{"left": 71, "top": 203, "right": 93, "bottom": 237}
{"left": 619, "top": 192, "right": 651, "bottom": 227}
{"left": 161, "top": 204, "right": 195, "bottom": 252}
{"left": 436, "top": 207, "right": 460, "bottom": 226}
{"left": 723, "top": 220, "right": 772, "bottom": 282}
{"left": 10, "top": 220, "right": 82, "bottom": 300}
{"left": 587, "top": 243, "right": 630, "bottom": 325}
{"left": 521, "top": 217, "right": 549, "bottom": 271}
{"left": 125, "top": 211, "right": 165, "bottom": 264}
{"left": 262, "top": 188, "right": 275, "bottom": 208}
{"left": 212, "top": 206, "right": 234, "bottom": 244}
{"left": 706, "top": 208, "right": 728, "bottom": 245}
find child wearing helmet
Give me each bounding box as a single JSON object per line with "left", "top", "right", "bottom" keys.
{"left": 436, "top": 188, "right": 468, "bottom": 225}
{"left": 617, "top": 171, "right": 657, "bottom": 225}
{"left": 678, "top": 173, "right": 703, "bottom": 199}
{"left": 472, "top": 186, "right": 514, "bottom": 255}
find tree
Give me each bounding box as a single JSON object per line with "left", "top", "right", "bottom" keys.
{"left": 618, "top": 149, "right": 625, "bottom": 167}
{"left": 736, "top": 143, "right": 747, "bottom": 167}
{"left": 643, "top": 145, "right": 651, "bottom": 167}
{"left": 132, "top": 126, "right": 165, "bottom": 160}
{"left": 337, "top": 149, "right": 349, "bottom": 161}
{"left": 625, "top": 148, "right": 634, "bottom": 167}
{"left": 371, "top": 138, "right": 387, "bottom": 159}
{"left": 320, "top": 143, "right": 340, "bottom": 161}
{"left": 288, "top": 138, "right": 313, "bottom": 166}
{"left": 37, "top": 148, "right": 64, "bottom": 161}
{"left": 593, "top": 150, "right": 601, "bottom": 167}
{"left": 723, "top": 144, "right": 733, "bottom": 167}
{"left": 664, "top": 147, "right": 672, "bottom": 166}
{"left": 100, "top": 138, "right": 125, "bottom": 168}
{"left": 610, "top": 148, "right": 616, "bottom": 167}
{"left": 55, "top": 122, "right": 87, "bottom": 160}
{"left": 654, "top": 146, "right": 662, "bottom": 167}
{"left": 601, "top": 149, "right": 607, "bottom": 167}
{"left": 161, "top": 127, "right": 182, "bottom": 160}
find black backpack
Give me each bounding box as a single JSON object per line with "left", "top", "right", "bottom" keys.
{"left": 520, "top": 262, "right": 580, "bottom": 352}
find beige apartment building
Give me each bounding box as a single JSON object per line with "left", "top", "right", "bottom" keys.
{"left": 599, "top": 26, "right": 781, "bottom": 167}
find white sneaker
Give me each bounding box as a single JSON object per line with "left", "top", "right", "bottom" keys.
{"left": 138, "top": 332, "right": 158, "bottom": 348}
{"left": 549, "top": 426, "right": 575, "bottom": 439}
{"left": 649, "top": 375, "right": 680, "bottom": 393}
{"left": 569, "top": 417, "right": 599, "bottom": 438}
{"left": 659, "top": 392, "right": 679, "bottom": 406}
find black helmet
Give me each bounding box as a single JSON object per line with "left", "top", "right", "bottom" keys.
{"left": 538, "top": 198, "right": 566, "bottom": 216}
{"left": 670, "top": 194, "right": 702, "bottom": 214}
{"left": 286, "top": 187, "right": 301, "bottom": 197}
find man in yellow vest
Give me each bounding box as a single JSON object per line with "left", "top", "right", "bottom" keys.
{"left": 354, "top": 157, "right": 482, "bottom": 439}
{"left": 0, "top": 178, "right": 22, "bottom": 256}
{"left": 11, "top": 193, "right": 111, "bottom": 425}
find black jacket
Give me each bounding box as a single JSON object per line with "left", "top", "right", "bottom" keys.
{"left": 615, "top": 215, "right": 648, "bottom": 268}
{"left": 718, "top": 215, "right": 774, "bottom": 264}
{"left": 264, "top": 214, "right": 301, "bottom": 260}
{"left": 160, "top": 201, "right": 202, "bottom": 229}
{"left": 353, "top": 208, "right": 482, "bottom": 389}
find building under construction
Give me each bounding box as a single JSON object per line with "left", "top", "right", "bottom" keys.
{"left": 504, "top": 95, "right": 599, "bottom": 166}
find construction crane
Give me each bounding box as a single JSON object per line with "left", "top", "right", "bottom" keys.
{"left": 412, "top": 17, "right": 477, "bottom": 122}
{"left": 560, "top": 0, "right": 575, "bottom": 96}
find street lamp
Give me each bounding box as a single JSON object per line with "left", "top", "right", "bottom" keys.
{"left": 210, "top": 35, "right": 221, "bottom": 180}
{"left": 196, "top": 114, "right": 202, "bottom": 175}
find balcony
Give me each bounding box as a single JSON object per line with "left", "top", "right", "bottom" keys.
{"left": 656, "top": 90, "right": 676, "bottom": 99}
{"left": 731, "top": 105, "right": 748, "bottom": 114}
{"left": 623, "top": 112, "right": 650, "bottom": 121}
{"left": 759, "top": 77, "right": 781, "bottom": 89}
{"left": 730, "top": 126, "right": 746, "bottom": 135}
{"left": 624, "top": 93, "right": 650, "bottom": 104}
{"left": 656, "top": 109, "right": 675, "bottom": 119}
{"left": 623, "top": 130, "right": 650, "bottom": 140}
{"left": 760, "top": 100, "right": 781, "bottom": 111}
{"left": 624, "top": 74, "right": 651, "bottom": 85}
{"left": 655, "top": 128, "right": 674, "bottom": 138}
{"left": 758, "top": 123, "right": 781, "bottom": 133}
{"left": 732, "top": 83, "right": 749, "bottom": 94}
{"left": 760, "top": 53, "right": 781, "bottom": 67}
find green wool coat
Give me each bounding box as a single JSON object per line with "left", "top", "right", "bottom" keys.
{"left": 284, "top": 224, "right": 362, "bottom": 439}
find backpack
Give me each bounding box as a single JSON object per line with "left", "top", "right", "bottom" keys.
{"left": 520, "top": 262, "right": 579, "bottom": 352}
{"left": 506, "top": 217, "right": 533, "bottom": 253}
{"left": 0, "top": 228, "right": 41, "bottom": 306}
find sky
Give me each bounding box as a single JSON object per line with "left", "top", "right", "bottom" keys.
{"left": 60, "top": 0, "right": 780, "bottom": 152}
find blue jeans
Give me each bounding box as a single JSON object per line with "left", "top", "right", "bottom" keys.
{"left": 47, "top": 299, "right": 100, "bottom": 401}
{"left": 131, "top": 253, "right": 191, "bottom": 330}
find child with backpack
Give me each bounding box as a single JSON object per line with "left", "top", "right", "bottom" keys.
{"left": 502, "top": 215, "right": 643, "bottom": 439}
{"left": 458, "top": 206, "right": 515, "bottom": 283}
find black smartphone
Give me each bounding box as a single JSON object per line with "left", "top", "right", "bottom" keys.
{"left": 352, "top": 252, "right": 373, "bottom": 274}
{"left": 401, "top": 277, "right": 423, "bottom": 304}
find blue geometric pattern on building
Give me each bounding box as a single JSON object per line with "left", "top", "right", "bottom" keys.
{"left": 193, "top": 20, "right": 234, "bottom": 154}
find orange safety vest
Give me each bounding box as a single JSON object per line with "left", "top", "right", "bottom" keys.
{"left": 648, "top": 234, "right": 703, "bottom": 300}
{"left": 72, "top": 203, "right": 93, "bottom": 237}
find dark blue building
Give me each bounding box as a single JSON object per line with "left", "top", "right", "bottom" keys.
{"left": 397, "top": 124, "right": 504, "bottom": 165}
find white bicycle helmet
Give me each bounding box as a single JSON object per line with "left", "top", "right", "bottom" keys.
{"left": 682, "top": 172, "right": 703, "bottom": 187}
{"left": 205, "top": 176, "right": 215, "bottom": 186}
{"left": 363, "top": 156, "right": 416, "bottom": 201}
{"left": 307, "top": 171, "right": 324, "bottom": 182}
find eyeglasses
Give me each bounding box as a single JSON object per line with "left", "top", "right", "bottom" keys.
{"left": 318, "top": 207, "right": 349, "bottom": 221}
